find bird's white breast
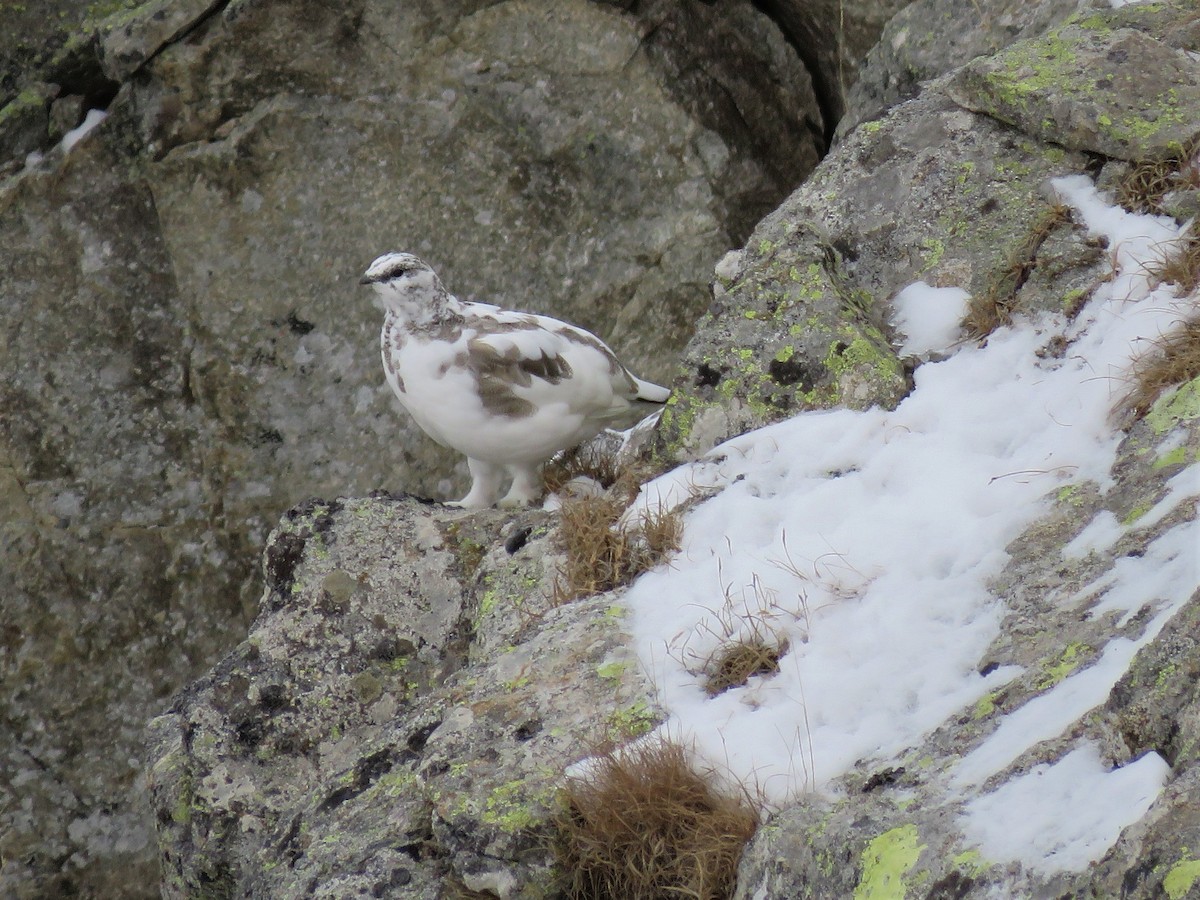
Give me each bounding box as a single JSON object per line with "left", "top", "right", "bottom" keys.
{"left": 380, "top": 309, "right": 642, "bottom": 464}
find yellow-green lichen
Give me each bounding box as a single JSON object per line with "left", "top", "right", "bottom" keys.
{"left": 376, "top": 770, "right": 418, "bottom": 796}
{"left": 1156, "top": 662, "right": 1179, "bottom": 692}
{"left": 973, "top": 691, "right": 999, "bottom": 720}
{"left": 1056, "top": 483, "right": 1084, "bottom": 505}
{"left": 1153, "top": 445, "right": 1191, "bottom": 470}
{"left": 985, "top": 27, "right": 1079, "bottom": 109}
{"left": 482, "top": 780, "right": 545, "bottom": 833}
{"left": 596, "top": 661, "right": 628, "bottom": 683}
{"left": 919, "top": 238, "right": 946, "bottom": 272}
{"left": 1145, "top": 376, "right": 1200, "bottom": 435}
{"left": 823, "top": 334, "right": 905, "bottom": 393}
{"left": 952, "top": 848, "right": 989, "bottom": 876}
{"left": 854, "top": 824, "right": 926, "bottom": 900}
{"left": 1123, "top": 501, "right": 1153, "bottom": 527}
{"left": 1037, "top": 642, "right": 1088, "bottom": 689}
{"left": 608, "top": 701, "right": 657, "bottom": 738}
{"left": 1164, "top": 855, "right": 1200, "bottom": 900}
{"left": 171, "top": 797, "right": 192, "bottom": 825}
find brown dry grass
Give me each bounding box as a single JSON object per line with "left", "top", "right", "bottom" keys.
{"left": 543, "top": 445, "right": 624, "bottom": 496}
{"left": 1117, "top": 140, "right": 1200, "bottom": 215}
{"left": 962, "top": 203, "right": 1071, "bottom": 339}
{"left": 552, "top": 740, "right": 759, "bottom": 900}
{"left": 1116, "top": 318, "right": 1200, "bottom": 425}
{"left": 1153, "top": 230, "right": 1200, "bottom": 296}
{"left": 553, "top": 492, "right": 682, "bottom": 602}
{"left": 702, "top": 636, "right": 789, "bottom": 697}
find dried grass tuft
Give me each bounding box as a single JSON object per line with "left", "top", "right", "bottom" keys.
{"left": 702, "top": 636, "right": 789, "bottom": 697}
{"left": 962, "top": 203, "right": 1071, "bottom": 339}
{"left": 1153, "top": 230, "right": 1200, "bottom": 296}
{"left": 1116, "top": 318, "right": 1200, "bottom": 425}
{"left": 553, "top": 740, "right": 759, "bottom": 900}
{"left": 554, "top": 492, "right": 682, "bottom": 603}
{"left": 543, "top": 445, "right": 624, "bottom": 496}
{"left": 1117, "top": 140, "right": 1200, "bottom": 215}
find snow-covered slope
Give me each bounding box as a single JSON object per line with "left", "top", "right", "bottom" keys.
{"left": 628, "top": 173, "right": 1199, "bottom": 885}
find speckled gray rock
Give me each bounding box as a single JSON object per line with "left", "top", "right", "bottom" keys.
{"left": 657, "top": 85, "right": 1095, "bottom": 460}
{"left": 0, "top": 2, "right": 820, "bottom": 895}
{"left": 0, "top": 127, "right": 257, "bottom": 898}
{"left": 947, "top": 8, "right": 1200, "bottom": 161}
{"left": 837, "top": 0, "right": 1085, "bottom": 138}
{"left": 147, "top": 495, "right": 660, "bottom": 898}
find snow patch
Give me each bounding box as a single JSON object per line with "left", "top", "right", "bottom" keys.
{"left": 891, "top": 281, "right": 969, "bottom": 357}
{"left": 961, "top": 743, "right": 1169, "bottom": 874}
{"left": 626, "top": 174, "right": 1196, "bottom": 806}
{"left": 62, "top": 109, "right": 108, "bottom": 153}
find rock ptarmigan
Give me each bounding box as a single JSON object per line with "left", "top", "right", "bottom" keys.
{"left": 360, "top": 252, "right": 671, "bottom": 508}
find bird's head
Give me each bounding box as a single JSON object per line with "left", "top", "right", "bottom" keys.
{"left": 360, "top": 252, "right": 449, "bottom": 318}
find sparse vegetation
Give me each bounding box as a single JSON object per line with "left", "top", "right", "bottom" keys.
{"left": 543, "top": 444, "right": 624, "bottom": 496}
{"left": 1153, "top": 230, "right": 1200, "bottom": 296}
{"left": 1105, "top": 144, "right": 1200, "bottom": 425}
{"left": 670, "top": 571, "right": 799, "bottom": 699}
{"left": 1116, "top": 140, "right": 1200, "bottom": 215}
{"left": 703, "top": 635, "right": 789, "bottom": 697}
{"left": 553, "top": 491, "right": 682, "bottom": 602}
{"left": 552, "top": 740, "right": 759, "bottom": 900}
{"left": 1116, "top": 318, "right": 1200, "bottom": 425}
{"left": 962, "top": 203, "right": 1071, "bottom": 339}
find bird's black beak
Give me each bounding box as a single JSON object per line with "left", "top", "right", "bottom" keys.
{"left": 359, "top": 275, "right": 375, "bottom": 285}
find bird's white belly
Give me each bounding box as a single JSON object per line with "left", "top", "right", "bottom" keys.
{"left": 388, "top": 346, "right": 605, "bottom": 463}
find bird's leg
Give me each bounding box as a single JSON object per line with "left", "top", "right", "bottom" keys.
{"left": 448, "top": 458, "right": 503, "bottom": 508}
{"left": 498, "top": 464, "right": 542, "bottom": 508}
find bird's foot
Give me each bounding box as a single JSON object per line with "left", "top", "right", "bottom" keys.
{"left": 499, "top": 466, "right": 542, "bottom": 508}
{"left": 497, "top": 494, "right": 535, "bottom": 509}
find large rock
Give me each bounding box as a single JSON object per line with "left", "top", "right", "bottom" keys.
{"left": 837, "top": 0, "right": 1084, "bottom": 137}
{"left": 753, "top": 0, "right": 911, "bottom": 128}
{"left": 0, "top": 127, "right": 258, "bottom": 897}
{"left": 0, "top": 1, "right": 823, "bottom": 895}
{"left": 947, "top": 6, "right": 1200, "bottom": 160}
{"left": 147, "top": 495, "right": 660, "bottom": 897}
{"left": 657, "top": 85, "right": 1093, "bottom": 459}
{"left": 659, "top": 0, "right": 1200, "bottom": 461}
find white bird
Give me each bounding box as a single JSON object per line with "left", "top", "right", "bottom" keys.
{"left": 360, "top": 252, "right": 671, "bottom": 508}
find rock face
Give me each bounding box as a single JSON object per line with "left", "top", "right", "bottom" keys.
{"left": 143, "top": 0, "right": 1200, "bottom": 896}
{"left": 0, "top": 1, "right": 828, "bottom": 896}
{"left": 656, "top": 87, "right": 1093, "bottom": 459}
{"left": 9, "top": 0, "right": 1200, "bottom": 898}
{"left": 147, "top": 494, "right": 659, "bottom": 898}
{"left": 836, "top": 0, "right": 1085, "bottom": 139}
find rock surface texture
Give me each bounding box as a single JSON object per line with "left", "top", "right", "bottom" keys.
{"left": 0, "top": 1, "right": 830, "bottom": 896}
{"left": 5, "top": 0, "right": 1200, "bottom": 898}
{"left": 148, "top": 495, "right": 659, "bottom": 898}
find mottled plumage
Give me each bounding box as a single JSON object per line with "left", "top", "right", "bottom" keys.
{"left": 361, "top": 252, "right": 670, "bottom": 508}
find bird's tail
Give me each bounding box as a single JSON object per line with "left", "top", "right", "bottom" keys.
{"left": 632, "top": 375, "right": 670, "bottom": 403}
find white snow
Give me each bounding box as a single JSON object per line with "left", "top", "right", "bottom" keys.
{"left": 620, "top": 174, "right": 1199, "bottom": 871}
{"left": 1062, "top": 510, "right": 1124, "bottom": 559}
{"left": 62, "top": 109, "right": 108, "bottom": 153}
{"left": 891, "top": 282, "right": 970, "bottom": 357}
{"left": 962, "top": 743, "right": 1169, "bottom": 874}
{"left": 953, "top": 516, "right": 1196, "bottom": 787}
